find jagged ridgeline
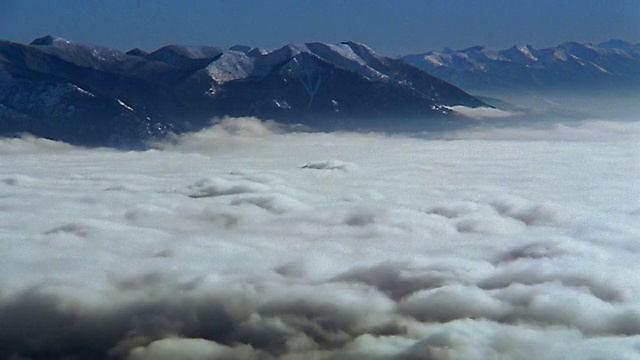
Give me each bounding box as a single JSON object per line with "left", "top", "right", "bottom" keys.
{"left": 402, "top": 41, "right": 640, "bottom": 91}
{"left": 0, "top": 36, "right": 486, "bottom": 146}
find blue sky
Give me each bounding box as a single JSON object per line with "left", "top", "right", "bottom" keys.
{"left": 0, "top": 0, "right": 638, "bottom": 56}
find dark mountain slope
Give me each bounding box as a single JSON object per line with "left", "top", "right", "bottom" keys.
{"left": 0, "top": 36, "right": 488, "bottom": 146}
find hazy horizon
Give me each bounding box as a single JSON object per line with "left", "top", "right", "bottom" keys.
{"left": 2, "top": 33, "right": 639, "bottom": 53}
{"left": 1, "top": 0, "right": 638, "bottom": 56}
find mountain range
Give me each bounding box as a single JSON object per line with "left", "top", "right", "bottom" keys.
{"left": 0, "top": 36, "right": 486, "bottom": 146}
{"left": 401, "top": 40, "right": 640, "bottom": 92}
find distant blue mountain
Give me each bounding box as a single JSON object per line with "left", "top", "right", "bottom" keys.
{"left": 401, "top": 40, "right": 640, "bottom": 91}
{"left": 0, "top": 36, "right": 486, "bottom": 146}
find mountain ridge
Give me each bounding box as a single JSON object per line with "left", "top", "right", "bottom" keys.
{"left": 401, "top": 40, "right": 640, "bottom": 91}
{"left": 0, "top": 36, "right": 486, "bottom": 146}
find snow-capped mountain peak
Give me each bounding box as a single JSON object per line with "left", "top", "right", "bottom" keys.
{"left": 205, "top": 41, "right": 398, "bottom": 85}
{"left": 27, "top": 35, "right": 128, "bottom": 66}
{"left": 402, "top": 40, "right": 640, "bottom": 91}
{"left": 29, "top": 35, "right": 70, "bottom": 46}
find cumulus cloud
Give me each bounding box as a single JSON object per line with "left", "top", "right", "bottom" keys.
{"left": 150, "top": 117, "right": 293, "bottom": 152}
{"left": 186, "top": 177, "right": 271, "bottom": 198}
{"left": 127, "top": 338, "right": 259, "bottom": 360}
{"left": 1, "top": 117, "right": 639, "bottom": 359}
{"left": 0, "top": 133, "right": 76, "bottom": 154}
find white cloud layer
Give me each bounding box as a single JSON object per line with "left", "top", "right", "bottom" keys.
{"left": 1, "top": 117, "right": 639, "bottom": 359}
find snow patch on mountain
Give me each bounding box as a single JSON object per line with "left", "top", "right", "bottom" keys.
{"left": 304, "top": 42, "right": 388, "bottom": 80}
{"left": 116, "top": 99, "right": 135, "bottom": 112}
{"left": 517, "top": 45, "right": 538, "bottom": 62}
{"left": 207, "top": 51, "right": 254, "bottom": 84}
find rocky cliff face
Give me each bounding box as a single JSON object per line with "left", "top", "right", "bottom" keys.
{"left": 0, "top": 36, "right": 486, "bottom": 146}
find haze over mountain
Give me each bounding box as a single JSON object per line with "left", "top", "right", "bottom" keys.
{"left": 402, "top": 40, "right": 640, "bottom": 92}
{"left": 0, "top": 36, "right": 487, "bottom": 146}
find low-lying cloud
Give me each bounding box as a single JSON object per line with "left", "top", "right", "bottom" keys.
{"left": 0, "top": 133, "right": 76, "bottom": 154}
{"left": 448, "top": 105, "right": 522, "bottom": 119}
{"left": 1, "top": 117, "right": 639, "bottom": 359}
{"left": 439, "top": 118, "right": 640, "bottom": 141}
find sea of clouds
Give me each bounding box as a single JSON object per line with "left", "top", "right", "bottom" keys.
{"left": 1, "top": 117, "right": 639, "bottom": 359}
